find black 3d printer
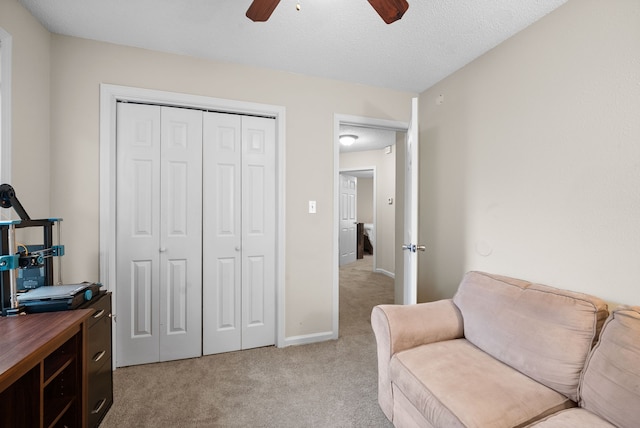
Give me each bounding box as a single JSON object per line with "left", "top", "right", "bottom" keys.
{"left": 0, "top": 184, "right": 100, "bottom": 316}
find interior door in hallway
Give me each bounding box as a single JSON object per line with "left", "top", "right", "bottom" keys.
{"left": 339, "top": 173, "right": 358, "bottom": 266}
{"left": 402, "top": 97, "right": 419, "bottom": 305}
{"left": 116, "top": 103, "right": 203, "bottom": 366}
{"left": 202, "top": 112, "right": 276, "bottom": 355}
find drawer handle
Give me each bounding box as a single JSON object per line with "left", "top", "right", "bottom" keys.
{"left": 93, "top": 309, "right": 105, "bottom": 319}
{"left": 91, "top": 398, "right": 107, "bottom": 414}
{"left": 93, "top": 350, "right": 106, "bottom": 362}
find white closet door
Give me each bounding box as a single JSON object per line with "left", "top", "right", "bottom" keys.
{"left": 241, "top": 116, "right": 276, "bottom": 349}
{"left": 202, "top": 112, "right": 276, "bottom": 354}
{"left": 202, "top": 113, "right": 242, "bottom": 354}
{"left": 116, "top": 103, "right": 161, "bottom": 367}
{"left": 158, "top": 106, "right": 203, "bottom": 362}
{"left": 116, "top": 104, "right": 202, "bottom": 366}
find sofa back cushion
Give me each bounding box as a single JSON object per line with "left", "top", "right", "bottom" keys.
{"left": 452, "top": 271, "right": 608, "bottom": 402}
{"left": 579, "top": 306, "right": 640, "bottom": 428}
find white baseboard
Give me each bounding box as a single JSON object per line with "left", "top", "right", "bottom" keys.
{"left": 376, "top": 268, "right": 395, "bottom": 279}
{"left": 282, "top": 330, "right": 336, "bottom": 347}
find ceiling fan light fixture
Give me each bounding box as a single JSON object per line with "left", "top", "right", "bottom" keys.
{"left": 247, "top": 0, "right": 407, "bottom": 23}
{"left": 340, "top": 134, "right": 358, "bottom": 146}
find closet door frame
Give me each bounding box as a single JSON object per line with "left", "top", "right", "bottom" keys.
{"left": 99, "top": 84, "right": 286, "bottom": 369}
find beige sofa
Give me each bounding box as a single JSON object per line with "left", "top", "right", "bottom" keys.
{"left": 371, "top": 271, "right": 613, "bottom": 427}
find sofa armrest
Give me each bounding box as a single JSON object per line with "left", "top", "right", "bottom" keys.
{"left": 371, "top": 299, "right": 464, "bottom": 421}
{"left": 372, "top": 299, "right": 464, "bottom": 356}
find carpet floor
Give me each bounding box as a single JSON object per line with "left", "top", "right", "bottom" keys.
{"left": 100, "top": 256, "right": 394, "bottom": 427}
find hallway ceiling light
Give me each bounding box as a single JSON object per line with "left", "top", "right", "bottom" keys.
{"left": 340, "top": 134, "right": 358, "bottom": 146}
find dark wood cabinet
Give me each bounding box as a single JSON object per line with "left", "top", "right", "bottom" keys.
{"left": 0, "top": 310, "right": 92, "bottom": 427}
{"left": 79, "top": 292, "right": 113, "bottom": 427}
{"left": 0, "top": 293, "right": 113, "bottom": 428}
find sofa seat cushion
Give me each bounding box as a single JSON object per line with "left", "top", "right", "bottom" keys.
{"left": 390, "top": 339, "right": 575, "bottom": 428}
{"left": 578, "top": 306, "right": 640, "bottom": 428}
{"left": 527, "top": 408, "right": 616, "bottom": 427}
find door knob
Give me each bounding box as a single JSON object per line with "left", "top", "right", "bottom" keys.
{"left": 402, "top": 244, "right": 426, "bottom": 253}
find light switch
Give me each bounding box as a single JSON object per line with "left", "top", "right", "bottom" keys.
{"left": 309, "top": 200, "right": 317, "bottom": 214}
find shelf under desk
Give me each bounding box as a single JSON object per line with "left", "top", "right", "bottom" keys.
{"left": 0, "top": 310, "right": 92, "bottom": 428}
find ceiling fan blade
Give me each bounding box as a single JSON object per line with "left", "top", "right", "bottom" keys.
{"left": 367, "top": 0, "right": 409, "bottom": 24}
{"left": 246, "top": 0, "right": 281, "bottom": 22}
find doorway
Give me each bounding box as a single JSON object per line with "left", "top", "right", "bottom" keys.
{"left": 333, "top": 114, "right": 408, "bottom": 337}
{"left": 339, "top": 169, "right": 374, "bottom": 267}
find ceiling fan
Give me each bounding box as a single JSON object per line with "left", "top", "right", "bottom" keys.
{"left": 246, "top": 0, "right": 409, "bottom": 24}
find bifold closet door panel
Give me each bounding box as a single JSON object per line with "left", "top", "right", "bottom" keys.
{"left": 116, "top": 103, "right": 203, "bottom": 366}
{"left": 158, "top": 106, "right": 203, "bottom": 362}
{"left": 202, "top": 112, "right": 243, "bottom": 355}
{"left": 116, "top": 103, "right": 162, "bottom": 367}
{"left": 240, "top": 116, "right": 276, "bottom": 350}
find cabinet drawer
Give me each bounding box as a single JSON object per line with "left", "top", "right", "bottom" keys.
{"left": 87, "top": 294, "right": 111, "bottom": 328}
{"left": 88, "top": 359, "right": 113, "bottom": 428}
{"left": 81, "top": 292, "right": 113, "bottom": 427}
{"left": 87, "top": 317, "right": 112, "bottom": 373}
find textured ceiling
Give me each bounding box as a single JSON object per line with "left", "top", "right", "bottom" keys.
{"left": 19, "top": 0, "right": 566, "bottom": 93}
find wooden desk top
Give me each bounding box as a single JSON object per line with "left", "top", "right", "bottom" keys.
{"left": 0, "top": 310, "right": 93, "bottom": 392}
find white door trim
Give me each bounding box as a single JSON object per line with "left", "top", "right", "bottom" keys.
{"left": 333, "top": 114, "right": 408, "bottom": 339}
{"left": 100, "top": 84, "right": 286, "bottom": 368}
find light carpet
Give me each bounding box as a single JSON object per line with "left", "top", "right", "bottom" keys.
{"left": 100, "top": 256, "right": 394, "bottom": 427}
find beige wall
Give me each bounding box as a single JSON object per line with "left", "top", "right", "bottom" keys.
{"left": 48, "top": 35, "right": 413, "bottom": 338}
{"left": 0, "top": 0, "right": 50, "bottom": 218}
{"left": 340, "top": 147, "right": 396, "bottom": 274}
{"left": 419, "top": 0, "right": 640, "bottom": 306}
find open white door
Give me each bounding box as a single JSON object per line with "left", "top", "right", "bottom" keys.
{"left": 339, "top": 173, "right": 358, "bottom": 266}
{"left": 402, "top": 98, "right": 420, "bottom": 305}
